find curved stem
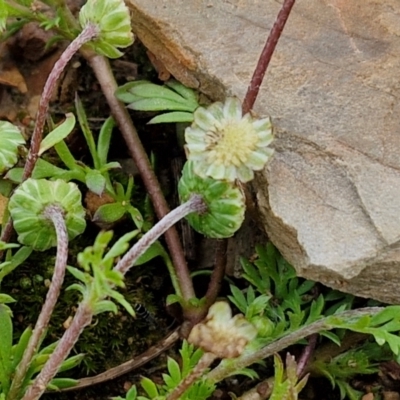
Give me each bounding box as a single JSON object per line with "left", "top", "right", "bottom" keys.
{"left": 206, "top": 307, "right": 383, "bottom": 384}
{"left": 22, "top": 22, "right": 99, "bottom": 181}
{"left": 84, "top": 53, "right": 196, "bottom": 303}
{"left": 115, "top": 194, "right": 207, "bottom": 276}
{"left": 7, "top": 205, "right": 69, "bottom": 400}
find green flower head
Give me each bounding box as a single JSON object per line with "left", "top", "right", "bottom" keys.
{"left": 178, "top": 161, "right": 245, "bottom": 238}
{"left": 185, "top": 97, "right": 274, "bottom": 182}
{"left": 0, "top": 121, "right": 25, "bottom": 174}
{"left": 8, "top": 179, "right": 86, "bottom": 251}
{"left": 79, "top": 0, "right": 134, "bottom": 58}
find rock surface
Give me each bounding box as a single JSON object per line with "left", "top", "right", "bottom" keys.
{"left": 127, "top": 0, "right": 400, "bottom": 303}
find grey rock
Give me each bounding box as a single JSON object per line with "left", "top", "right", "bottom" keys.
{"left": 127, "top": 0, "right": 400, "bottom": 303}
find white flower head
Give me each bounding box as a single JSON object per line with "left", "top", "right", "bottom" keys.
{"left": 185, "top": 97, "right": 274, "bottom": 183}
{"left": 188, "top": 301, "right": 257, "bottom": 359}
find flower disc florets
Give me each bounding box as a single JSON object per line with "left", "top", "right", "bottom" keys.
{"left": 0, "top": 121, "right": 25, "bottom": 174}
{"left": 185, "top": 97, "right": 274, "bottom": 182}
{"left": 79, "top": 0, "right": 134, "bottom": 59}
{"left": 188, "top": 301, "right": 257, "bottom": 359}
{"left": 8, "top": 179, "right": 86, "bottom": 251}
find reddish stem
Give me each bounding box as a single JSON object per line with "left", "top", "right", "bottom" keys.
{"left": 242, "top": 0, "right": 296, "bottom": 114}
{"left": 203, "top": 240, "right": 227, "bottom": 314}
{"left": 22, "top": 23, "right": 99, "bottom": 181}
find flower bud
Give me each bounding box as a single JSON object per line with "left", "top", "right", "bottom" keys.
{"left": 178, "top": 161, "right": 245, "bottom": 238}
{"left": 8, "top": 179, "right": 86, "bottom": 251}
{"left": 79, "top": 0, "right": 134, "bottom": 58}
{"left": 0, "top": 121, "right": 25, "bottom": 174}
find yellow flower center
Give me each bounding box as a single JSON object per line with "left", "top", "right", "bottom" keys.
{"left": 205, "top": 119, "right": 259, "bottom": 166}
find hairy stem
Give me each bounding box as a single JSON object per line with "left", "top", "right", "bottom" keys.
{"left": 83, "top": 53, "right": 196, "bottom": 303}
{"left": 206, "top": 307, "right": 384, "bottom": 384}
{"left": 167, "top": 352, "right": 217, "bottom": 400}
{"left": 115, "top": 194, "right": 207, "bottom": 276}
{"left": 7, "top": 205, "right": 69, "bottom": 400}
{"left": 242, "top": 0, "right": 296, "bottom": 114}
{"left": 21, "top": 303, "right": 93, "bottom": 400}
{"left": 23, "top": 23, "right": 99, "bottom": 181}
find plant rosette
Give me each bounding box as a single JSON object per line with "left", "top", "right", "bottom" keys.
{"left": 178, "top": 161, "right": 245, "bottom": 238}
{"left": 0, "top": 121, "right": 26, "bottom": 174}
{"left": 185, "top": 97, "right": 274, "bottom": 183}
{"left": 79, "top": 0, "right": 134, "bottom": 58}
{"left": 8, "top": 178, "right": 86, "bottom": 251}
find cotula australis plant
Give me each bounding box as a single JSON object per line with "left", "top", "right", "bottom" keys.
{"left": 2, "top": 1, "right": 397, "bottom": 400}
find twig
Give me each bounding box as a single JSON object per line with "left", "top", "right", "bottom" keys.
{"left": 242, "top": 0, "right": 296, "bottom": 114}
{"left": 58, "top": 327, "right": 180, "bottom": 391}
{"left": 8, "top": 205, "right": 69, "bottom": 400}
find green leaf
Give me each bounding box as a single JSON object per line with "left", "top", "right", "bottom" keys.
{"left": 228, "top": 285, "right": 247, "bottom": 314}
{"left": 104, "top": 229, "right": 139, "bottom": 261}
{"left": 167, "top": 357, "right": 181, "bottom": 385}
{"left": 93, "top": 299, "right": 118, "bottom": 315}
{"left": 97, "top": 116, "right": 115, "bottom": 165}
{"left": 0, "top": 294, "right": 15, "bottom": 304}
{"left": 126, "top": 385, "right": 138, "bottom": 400}
{"left": 93, "top": 202, "right": 126, "bottom": 224}
{"left": 133, "top": 241, "right": 164, "bottom": 266}
{"left": 166, "top": 294, "right": 182, "bottom": 306}
{"left": 32, "top": 158, "right": 70, "bottom": 179}
{"left": 164, "top": 80, "right": 199, "bottom": 104}
{"left": 66, "top": 266, "right": 89, "bottom": 284}
{"left": 127, "top": 205, "right": 143, "bottom": 230}
{"left": 116, "top": 81, "right": 192, "bottom": 104}
{"left": 319, "top": 330, "right": 341, "bottom": 346}
{"left": 75, "top": 95, "right": 100, "bottom": 168}
{"left": 47, "top": 378, "right": 79, "bottom": 390}
{"left": 39, "top": 113, "right": 76, "bottom": 155}
{"left": 128, "top": 98, "right": 196, "bottom": 112}
{"left": 140, "top": 377, "right": 159, "bottom": 398}
{"left": 85, "top": 169, "right": 106, "bottom": 195}
{"left": 148, "top": 111, "right": 194, "bottom": 124}
{"left": 0, "top": 304, "right": 12, "bottom": 392}
{"left": 57, "top": 353, "right": 85, "bottom": 373}
{"left": 11, "top": 326, "right": 32, "bottom": 369}
{"left": 54, "top": 140, "right": 81, "bottom": 172}
{"left": 109, "top": 291, "right": 135, "bottom": 317}
{"left": 0, "top": 0, "right": 8, "bottom": 31}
